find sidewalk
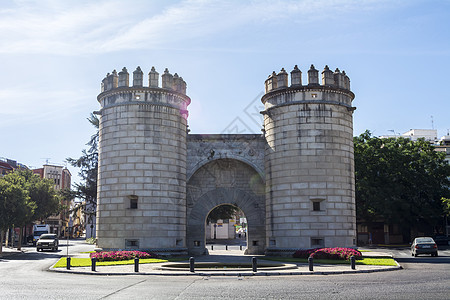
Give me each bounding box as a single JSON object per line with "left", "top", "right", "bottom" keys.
{"left": 0, "top": 246, "right": 32, "bottom": 257}
{"left": 50, "top": 249, "right": 402, "bottom": 276}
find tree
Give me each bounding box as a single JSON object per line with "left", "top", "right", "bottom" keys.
{"left": 0, "top": 171, "right": 36, "bottom": 251}
{"left": 0, "top": 170, "right": 60, "bottom": 250}
{"left": 207, "top": 205, "right": 240, "bottom": 223}
{"left": 20, "top": 170, "right": 59, "bottom": 221}
{"left": 0, "top": 178, "right": 30, "bottom": 256}
{"left": 442, "top": 198, "right": 450, "bottom": 217}
{"left": 66, "top": 113, "right": 99, "bottom": 236}
{"left": 354, "top": 131, "right": 450, "bottom": 241}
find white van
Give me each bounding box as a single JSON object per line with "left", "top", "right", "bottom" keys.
{"left": 32, "top": 224, "right": 50, "bottom": 245}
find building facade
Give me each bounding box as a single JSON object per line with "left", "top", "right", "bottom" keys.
{"left": 33, "top": 164, "right": 72, "bottom": 236}
{"left": 95, "top": 64, "right": 357, "bottom": 255}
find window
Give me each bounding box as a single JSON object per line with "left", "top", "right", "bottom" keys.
{"left": 311, "top": 238, "right": 324, "bottom": 247}
{"left": 130, "top": 199, "right": 138, "bottom": 209}
{"left": 313, "top": 201, "right": 321, "bottom": 211}
{"left": 129, "top": 195, "right": 138, "bottom": 209}
{"left": 311, "top": 198, "right": 325, "bottom": 211}
{"left": 357, "top": 224, "right": 368, "bottom": 232}
{"left": 125, "top": 239, "right": 139, "bottom": 248}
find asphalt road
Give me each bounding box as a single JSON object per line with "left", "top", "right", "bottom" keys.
{"left": 0, "top": 240, "right": 449, "bottom": 299}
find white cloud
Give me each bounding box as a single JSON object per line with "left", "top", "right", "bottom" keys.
{"left": 0, "top": 87, "right": 95, "bottom": 127}
{"left": 0, "top": 0, "right": 392, "bottom": 55}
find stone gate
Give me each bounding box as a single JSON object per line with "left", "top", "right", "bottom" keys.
{"left": 95, "top": 64, "right": 357, "bottom": 256}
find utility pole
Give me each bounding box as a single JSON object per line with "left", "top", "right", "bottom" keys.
{"left": 65, "top": 208, "right": 69, "bottom": 258}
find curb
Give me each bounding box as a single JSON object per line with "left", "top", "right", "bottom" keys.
{"left": 48, "top": 263, "right": 402, "bottom": 277}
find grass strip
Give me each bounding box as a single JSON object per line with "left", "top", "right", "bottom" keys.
{"left": 53, "top": 256, "right": 397, "bottom": 268}
{"left": 263, "top": 257, "right": 397, "bottom": 266}
{"left": 53, "top": 257, "right": 168, "bottom": 268}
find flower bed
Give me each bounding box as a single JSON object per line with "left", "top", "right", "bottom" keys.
{"left": 90, "top": 250, "right": 157, "bottom": 262}
{"left": 293, "top": 247, "right": 362, "bottom": 260}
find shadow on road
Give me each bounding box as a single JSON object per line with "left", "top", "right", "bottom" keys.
{"left": 0, "top": 252, "right": 63, "bottom": 261}
{"left": 396, "top": 256, "right": 449, "bottom": 264}
{"left": 0, "top": 248, "right": 68, "bottom": 262}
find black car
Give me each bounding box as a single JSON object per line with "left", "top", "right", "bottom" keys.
{"left": 36, "top": 234, "right": 59, "bottom": 252}
{"left": 433, "top": 235, "right": 449, "bottom": 246}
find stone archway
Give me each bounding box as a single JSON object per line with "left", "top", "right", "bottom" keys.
{"left": 186, "top": 158, "right": 265, "bottom": 255}
{"left": 186, "top": 187, "right": 265, "bottom": 255}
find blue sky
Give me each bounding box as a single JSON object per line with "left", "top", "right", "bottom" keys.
{"left": 1, "top": 0, "right": 449, "bottom": 184}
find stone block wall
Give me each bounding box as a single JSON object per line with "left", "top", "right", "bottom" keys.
{"left": 96, "top": 67, "right": 190, "bottom": 253}
{"left": 186, "top": 134, "right": 265, "bottom": 179}
{"left": 94, "top": 64, "right": 357, "bottom": 256}
{"left": 262, "top": 65, "right": 356, "bottom": 254}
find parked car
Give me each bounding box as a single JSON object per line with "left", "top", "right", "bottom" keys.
{"left": 432, "top": 235, "right": 449, "bottom": 246}
{"left": 36, "top": 234, "right": 59, "bottom": 252}
{"left": 411, "top": 237, "right": 438, "bottom": 257}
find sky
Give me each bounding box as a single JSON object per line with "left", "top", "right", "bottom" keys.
{"left": 1, "top": 0, "right": 449, "bottom": 185}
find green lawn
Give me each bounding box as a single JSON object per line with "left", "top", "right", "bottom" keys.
{"left": 54, "top": 256, "right": 397, "bottom": 268}
{"left": 53, "top": 257, "right": 168, "bottom": 268}
{"left": 263, "top": 257, "right": 397, "bottom": 266}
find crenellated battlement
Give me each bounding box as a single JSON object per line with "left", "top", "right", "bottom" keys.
{"left": 95, "top": 61, "right": 357, "bottom": 254}
{"left": 101, "top": 66, "right": 187, "bottom": 95}
{"left": 264, "top": 64, "right": 351, "bottom": 94}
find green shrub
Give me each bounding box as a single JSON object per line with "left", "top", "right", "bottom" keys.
{"left": 86, "top": 237, "right": 96, "bottom": 244}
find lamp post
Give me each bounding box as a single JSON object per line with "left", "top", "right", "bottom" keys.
{"left": 66, "top": 209, "right": 69, "bottom": 258}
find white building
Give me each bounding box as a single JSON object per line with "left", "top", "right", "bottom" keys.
{"left": 380, "top": 129, "right": 438, "bottom": 142}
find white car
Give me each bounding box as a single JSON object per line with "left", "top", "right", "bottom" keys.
{"left": 411, "top": 237, "right": 438, "bottom": 257}
{"left": 36, "top": 234, "right": 59, "bottom": 252}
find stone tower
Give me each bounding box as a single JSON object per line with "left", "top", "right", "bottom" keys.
{"left": 262, "top": 64, "right": 356, "bottom": 255}
{"left": 95, "top": 63, "right": 356, "bottom": 256}
{"left": 96, "top": 66, "right": 190, "bottom": 254}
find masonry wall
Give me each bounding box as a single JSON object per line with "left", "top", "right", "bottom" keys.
{"left": 96, "top": 103, "right": 188, "bottom": 250}
{"left": 263, "top": 66, "right": 356, "bottom": 253}
{"left": 264, "top": 102, "right": 356, "bottom": 250}
{"left": 94, "top": 64, "right": 357, "bottom": 255}
{"left": 186, "top": 134, "right": 265, "bottom": 180}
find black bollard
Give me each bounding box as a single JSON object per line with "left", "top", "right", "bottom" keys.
{"left": 189, "top": 257, "right": 195, "bottom": 273}
{"left": 252, "top": 257, "right": 257, "bottom": 272}
{"left": 66, "top": 257, "right": 71, "bottom": 270}
{"left": 211, "top": 245, "right": 213, "bottom": 250}
{"left": 350, "top": 256, "right": 356, "bottom": 270}
{"left": 308, "top": 257, "right": 313, "bottom": 271}
{"left": 91, "top": 258, "right": 96, "bottom": 272}
{"left": 240, "top": 245, "right": 242, "bottom": 251}
{"left": 225, "top": 245, "right": 228, "bottom": 251}
{"left": 134, "top": 257, "right": 139, "bottom": 272}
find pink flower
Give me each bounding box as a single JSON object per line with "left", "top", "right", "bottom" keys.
{"left": 293, "top": 247, "right": 361, "bottom": 260}
{"left": 90, "top": 250, "right": 157, "bottom": 262}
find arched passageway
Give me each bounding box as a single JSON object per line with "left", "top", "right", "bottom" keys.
{"left": 186, "top": 159, "right": 265, "bottom": 255}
